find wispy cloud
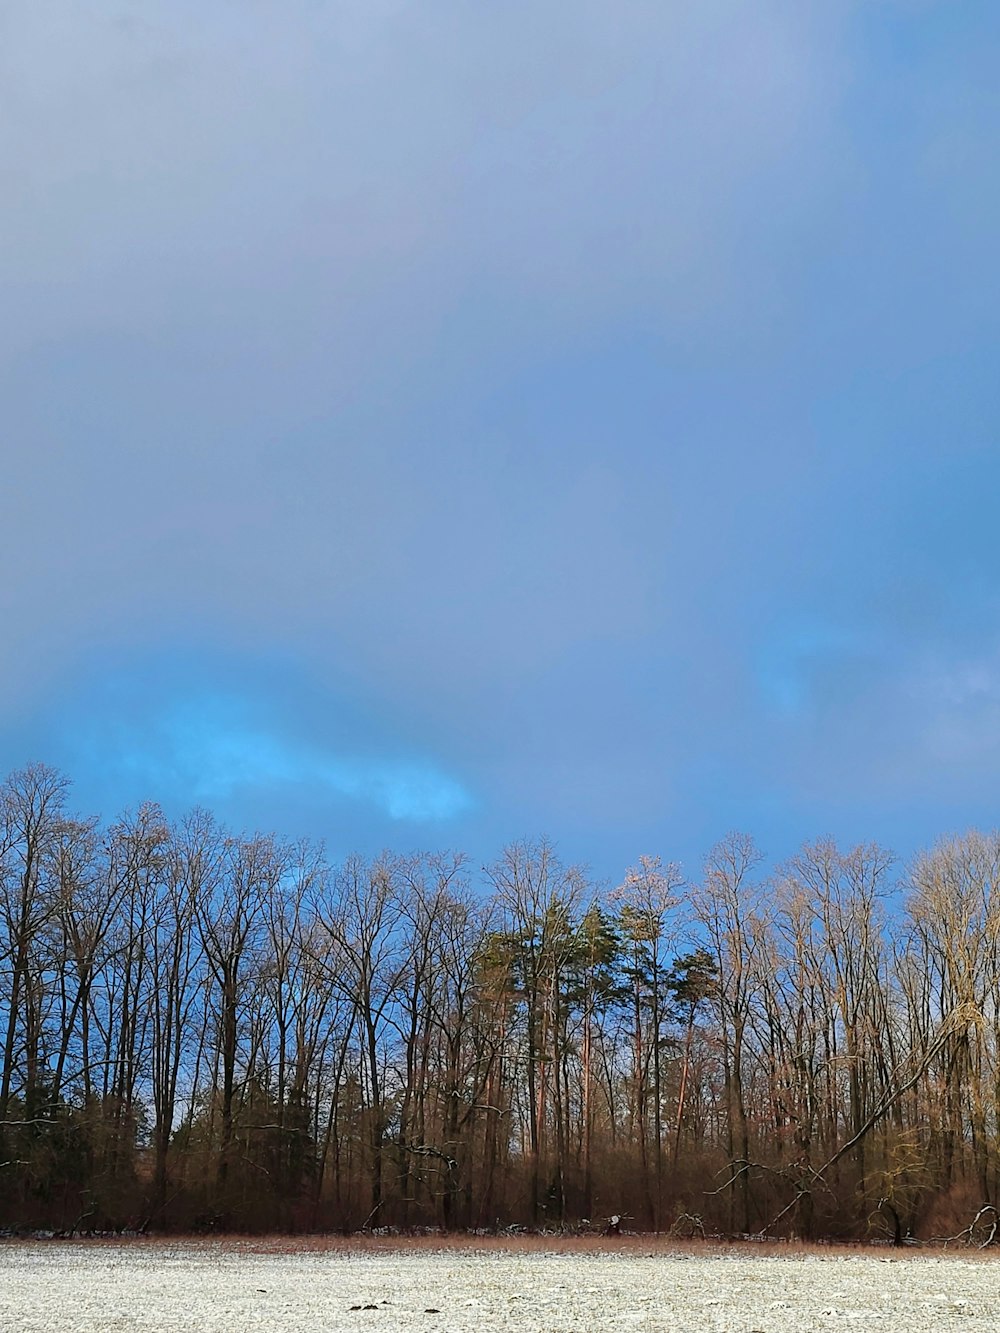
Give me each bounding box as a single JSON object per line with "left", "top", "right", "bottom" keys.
{"left": 33, "top": 659, "right": 474, "bottom": 826}
{"left": 906, "top": 649, "right": 1000, "bottom": 764}
{"left": 118, "top": 696, "right": 474, "bottom": 821}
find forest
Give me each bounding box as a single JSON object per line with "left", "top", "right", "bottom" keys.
{"left": 0, "top": 761, "right": 997, "bottom": 1243}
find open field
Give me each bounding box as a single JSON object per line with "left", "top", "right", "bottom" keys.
{"left": 1, "top": 1235, "right": 998, "bottom": 1331}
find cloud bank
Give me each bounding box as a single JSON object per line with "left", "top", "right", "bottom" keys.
{"left": 2, "top": 3, "right": 1000, "bottom": 874}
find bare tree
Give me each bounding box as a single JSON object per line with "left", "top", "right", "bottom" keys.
{"left": 317, "top": 853, "right": 405, "bottom": 1224}
{"left": 0, "top": 765, "right": 70, "bottom": 1125}
{"left": 197, "top": 831, "right": 285, "bottom": 1208}
{"left": 692, "top": 833, "right": 765, "bottom": 1234}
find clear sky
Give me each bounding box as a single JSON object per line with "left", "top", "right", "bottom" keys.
{"left": 3, "top": 2, "right": 999, "bottom": 887}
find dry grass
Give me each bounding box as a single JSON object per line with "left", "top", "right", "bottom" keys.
{"left": 17, "top": 1229, "right": 998, "bottom": 1263}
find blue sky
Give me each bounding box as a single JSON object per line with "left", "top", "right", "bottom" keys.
{"left": 3, "top": 2, "right": 999, "bottom": 886}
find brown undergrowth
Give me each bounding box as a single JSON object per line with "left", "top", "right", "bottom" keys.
{"left": 13, "top": 1231, "right": 998, "bottom": 1262}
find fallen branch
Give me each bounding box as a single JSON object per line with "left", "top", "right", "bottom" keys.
{"left": 706, "top": 1008, "right": 972, "bottom": 1238}
{"left": 932, "top": 1204, "right": 998, "bottom": 1250}
{"left": 669, "top": 1211, "right": 706, "bottom": 1239}
{"left": 765, "top": 1010, "right": 970, "bottom": 1236}
{"left": 868, "top": 1197, "right": 918, "bottom": 1248}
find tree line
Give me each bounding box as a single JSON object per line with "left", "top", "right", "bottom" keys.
{"left": 0, "top": 761, "right": 997, "bottom": 1241}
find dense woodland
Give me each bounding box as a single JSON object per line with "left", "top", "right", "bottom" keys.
{"left": 1, "top": 761, "right": 999, "bottom": 1242}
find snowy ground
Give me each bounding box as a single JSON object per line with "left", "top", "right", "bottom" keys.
{"left": 1, "top": 1237, "right": 998, "bottom": 1331}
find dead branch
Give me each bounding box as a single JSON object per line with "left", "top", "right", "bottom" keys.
{"left": 397, "top": 1143, "right": 458, "bottom": 1172}
{"left": 704, "top": 1159, "right": 756, "bottom": 1196}
{"left": 868, "top": 1197, "right": 918, "bottom": 1247}
{"left": 931, "top": 1204, "right": 998, "bottom": 1249}
{"left": 669, "top": 1211, "right": 706, "bottom": 1239}
{"left": 237, "top": 1123, "right": 312, "bottom": 1134}
{"left": 0, "top": 1118, "right": 64, "bottom": 1128}
{"left": 704, "top": 1009, "right": 969, "bottom": 1238}
{"left": 757, "top": 1010, "right": 968, "bottom": 1236}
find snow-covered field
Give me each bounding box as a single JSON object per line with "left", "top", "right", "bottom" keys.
{"left": 1, "top": 1237, "right": 997, "bottom": 1331}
